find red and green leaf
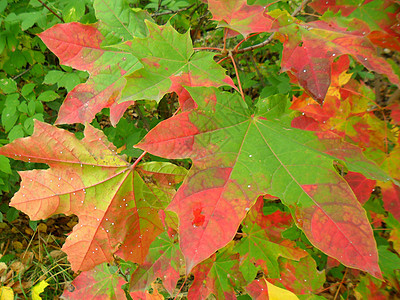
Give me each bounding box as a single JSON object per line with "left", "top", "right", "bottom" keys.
{"left": 137, "top": 87, "right": 386, "bottom": 277}
{"left": 61, "top": 263, "right": 127, "bottom": 299}
{"left": 268, "top": 255, "right": 325, "bottom": 295}
{"left": 117, "top": 21, "right": 234, "bottom": 102}
{"left": 234, "top": 197, "right": 307, "bottom": 278}
{"left": 187, "top": 247, "right": 245, "bottom": 300}
{"left": 38, "top": 21, "right": 143, "bottom": 126}
{"left": 0, "top": 121, "right": 185, "bottom": 271}
{"left": 205, "top": 0, "right": 275, "bottom": 36}
{"left": 245, "top": 278, "right": 270, "bottom": 300}
{"left": 354, "top": 274, "right": 390, "bottom": 300}
{"left": 344, "top": 171, "right": 376, "bottom": 204}
{"left": 273, "top": 11, "right": 400, "bottom": 102}
{"left": 129, "top": 232, "right": 184, "bottom": 296}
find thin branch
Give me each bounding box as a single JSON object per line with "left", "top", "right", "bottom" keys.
{"left": 333, "top": 268, "right": 348, "bottom": 300}
{"left": 152, "top": 4, "right": 195, "bottom": 17}
{"left": 12, "top": 65, "right": 32, "bottom": 80}
{"left": 37, "top": 0, "right": 64, "bottom": 23}
{"left": 387, "top": 88, "right": 400, "bottom": 105}
{"left": 194, "top": 47, "right": 223, "bottom": 51}
{"left": 249, "top": 53, "right": 265, "bottom": 86}
{"left": 190, "top": 6, "right": 210, "bottom": 42}
{"left": 236, "top": 33, "right": 275, "bottom": 54}
{"left": 292, "top": 0, "right": 312, "bottom": 16}
{"left": 236, "top": 0, "right": 311, "bottom": 54}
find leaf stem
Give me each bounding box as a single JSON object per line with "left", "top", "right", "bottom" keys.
{"left": 130, "top": 107, "right": 181, "bottom": 170}
{"left": 233, "top": 32, "right": 261, "bottom": 52}
{"left": 217, "top": 56, "right": 230, "bottom": 64}
{"left": 173, "top": 276, "right": 188, "bottom": 300}
{"left": 229, "top": 53, "right": 245, "bottom": 102}
{"left": 131, "top": 151, "right": 147, "bottom": 169}
{"left": 223, "top": 28, "right": 228, "bottom": 52}
{"left": 37, "top": 0, "right": 64, "bottom": 23}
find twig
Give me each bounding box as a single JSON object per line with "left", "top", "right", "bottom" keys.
{"left": 157, "top": 0, "right": 162, "bottom": 12}
{"left": 37, "top": 0, "right": 64, "bottom": 23}
{"left": 249, "top": 53, "right": 265, "bottom": 86}
{"left": 388, "top": 88, "right": 400, "bottom": 105}
{"left": 12, "top": 65, "right": 32, "bottom": 80}
{"left": 135, "top": 106, "right": 150, "bottom": 131}
{"left": 190, "top": 6, "right": 210, "bottom": 42}
{"left": 236, "top": 33, "right": 275, "bottom": 54}
{"left": 236, "top": 0, "right": 311, "bottom": 54}
{"left": 194, "top": 47, "right": 223, "bottom": 51}
{"left": 334, "top": 268, "right": 348, "bottom": 300}
{"left": 152, "top": 4, "right": 195, "bottom": 17}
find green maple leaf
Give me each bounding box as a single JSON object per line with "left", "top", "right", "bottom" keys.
{"left": 118, "top": 21, "right": 235, "bottom": 102}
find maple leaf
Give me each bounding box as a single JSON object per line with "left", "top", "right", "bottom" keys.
{"left": 344, "top": 171, "right": 376, "bottom": 204}
{"left": 379, "top": 142, "right": 400, "bottom": 221}
{"left": 384, "top": 214, "right": 400, "bottom": 253}
{"left": 268, "top": 255, "right": 325, "bottom": 296}
{"left": 381, "top": 182, "right": 400, "bottom": 220}
{"left": 273, "top": 11, "right": 400, "bottom": 103}
{"left": 129, "top": 232, "right": 184, "bottom": 296}
{"left": 313, "top": 0, "right": 400, "bottom": 51}
{"left": 290, "top": 67, "right": 395, "bottom": 152}
{"left": 388, "top": 103, "right": 400, "bottom": 125}
{"left": 130, "top": 283, "right": 164, "bottom": 300}
{"left": 38, "top": 6, "right": 149, "bottom": 126}
{"left": 309, "top": 0, "right": 361, "bottom": 17}
{"left": 354, "top": 274, "right": 390, "bottom": 300}
{"left": 187, "top": 246, "right": 245, "bottom": 300}
{"left": 117, "top": 21, "right": 234, "bottom": 102}
{"left": 93, "top": 0, "right": 151, "bottom": 45}
{"left": 234, "top": 196, "right": 307, "bottom": 278}
{"left": 245, "top": 278, "right": 269, "bottom": 300}
{"left": 246, "top": 277, "right": 301, "bottom": 300}
{"left": 0, "top": 121, "right": 186, "bottom": 271}
{"left": 62, "top": 263, "right": 127, "bottom": 299}
{"left": 137, "top": 87, "right": 387, "bottom": 277}
{"left": 204, "top": 0, "right": 275, "bottom": 36}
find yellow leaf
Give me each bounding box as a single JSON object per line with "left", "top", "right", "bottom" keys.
{"left": 32, "top": 280, "right": 49, "bottom": 300}
{"left": 266, "top": 281, "right": 299, "bottom": 300}
{"left": 0, "top": 286, "right": 14, "bottom": 300}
